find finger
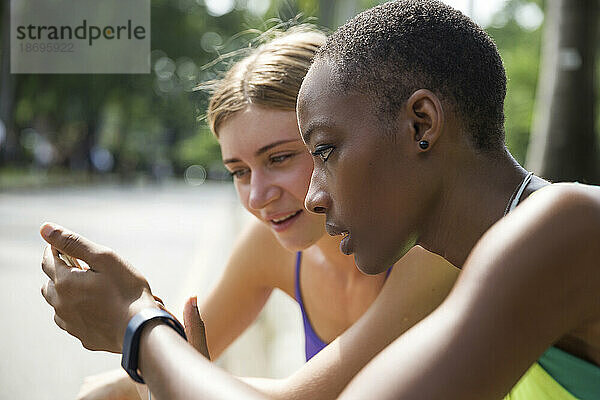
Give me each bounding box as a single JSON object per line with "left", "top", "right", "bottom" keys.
{"left": 183, "top": 296, "right": 210, "bottom": 359}
{"left": 42, "top": 245, "right": 57, "bottom": 281}
{"left": 40, "top": 222, "right": 104, "bottom": 268}
{"left": 50, "top": 246, "right": 86, "bottom": 281}
{"left": 54, "top": 313, "right": 68, "bottom": 331}
{"left": 48, "top": 246, "right": 87, "bottom": 287}
{"left": 41, "top": 280, "right": 58, "bottom": 308}
{"left": 53, "top": 245, "right": 84, "bottom": 270}
{"left": 49, "top": 245, "right": 86, "bottom": 271}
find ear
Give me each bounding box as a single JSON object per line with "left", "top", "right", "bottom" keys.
{"left": 405, "top": 89, "right": 444, "bottom": 153}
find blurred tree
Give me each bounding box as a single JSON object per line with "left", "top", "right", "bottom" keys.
{"left": 0, "top": 0, "right": 252, "bottom": 179}
{"left": 7, "top": 0, "right": 593, "bottom": 186}
{"left": 526, "top": 0, "right": 599, "bottom": 183}
{"left": 0, "top": 0, "right": 20, "bottom": 165}
{"left": 2, "top": 0, "right": 387, "bottom": 181}
{"left": 319, "top": 0, "right": 335, "bottom": 27}
{"left": 486, "top": 0, "right": 544, "bottom": 164}
{"left": 318, "top": 0, "right": 359, "bottom": 28}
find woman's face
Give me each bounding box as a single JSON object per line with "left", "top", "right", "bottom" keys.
{"left": 218, "top": 104, "right": 326, "bottom": 251}
{"left": 298, "top": 62, "right": 425, "bottom": 274}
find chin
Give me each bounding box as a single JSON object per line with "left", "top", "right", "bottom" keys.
{"left": 355, "top": 240, "right": 414, "bottom": 275}
{"left": 353, "top": 252, "right": 390, "bottom": 276}
{"left": 275, "top": 232, "right": 320, "bottom": 252}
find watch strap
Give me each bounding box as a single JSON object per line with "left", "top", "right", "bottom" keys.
{"left": 121, "top": 308, "right": 187, "bottom": 383}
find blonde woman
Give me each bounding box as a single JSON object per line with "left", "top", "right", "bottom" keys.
{"left": 73, "top": 27, "right": 459, "bottom": 400}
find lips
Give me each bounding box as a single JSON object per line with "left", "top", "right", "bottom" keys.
{"left": 326, "top": 222, "right": 352, "bottom": 254}
{"left": 270, "top": 210, "right": 301, "bottom": 223}
{"left": 267, "top": 210, "right": 303, "bottom": 232}
{"left": 339, "top": 231, "right": 352, "bottom": 255}
{"left": 325, "top": 222, "right": 346, "bottom": 237}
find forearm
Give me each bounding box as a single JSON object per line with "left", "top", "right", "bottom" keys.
{"left": 262, "top": 248, "right": 459, "bottom": 400}
{"left": 134, "top": 382, "right": 149, "bottom": 400}
{"left": 240, "top": 377, "right": 291, "bottom": 399}
{"left": 340, "top": 192, "right": 600, "bottom": 400}
{"left": 138, "top": 321, "right": 269, "bottom": 400}
{"left": 78, "top": 368, "right": 143, "bottom": 400}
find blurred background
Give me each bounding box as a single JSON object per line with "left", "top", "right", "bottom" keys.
{"left": 0, "top": 0, "right": 599, "bottom": 398}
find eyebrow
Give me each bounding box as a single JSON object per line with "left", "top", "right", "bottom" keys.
{"left": 222, "top": 139, "right": 302, "bottom": 164}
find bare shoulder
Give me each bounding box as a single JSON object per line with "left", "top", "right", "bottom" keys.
{"left": 393, "top": 245, "right": 460, "bottom": 271}
{"left": 337, "top": 184, "right": 600, "bottom": 400}
{"left": 507, "top": 182, "right": 600, "bottom": 252}
{"left": 235, "top": 219, "right": 291, "bottom": 259}
{"left": 527, "top": 182, "right": 600, "bottom": 210}
{"left": 379, "top": 246, "right": 460, "bottom": 327}
{"left": 483, "top": 182, "right": 600, "bottom": 243}
{"left": 364, "top": 245, "right": 459, "bottom": 330}
{"left": 385, "top": 245, "right": 460, "bottom": 287}
{"left": 228, "top": 219, "right": 296, "bottom": 288}
{"left": 283, "top": 246, "right": 460, "bottom": 400}
{"left": 461, "top": 182, "right": 600, "bottom": 328}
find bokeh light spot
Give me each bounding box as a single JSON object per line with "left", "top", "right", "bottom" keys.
{"left": 184, "top": 164, "right": 207, "bottom": 186}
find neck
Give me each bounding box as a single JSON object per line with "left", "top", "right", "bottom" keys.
{"left": 418, "top": 148, "right": 527, "bottom": 267}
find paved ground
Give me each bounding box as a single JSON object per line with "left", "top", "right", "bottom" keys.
{"left": 0, "top": 182, "right": 303, "bottom": 400}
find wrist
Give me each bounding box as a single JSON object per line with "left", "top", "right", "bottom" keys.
{"left": 120, "top": 292, "right": 160, "bottom": 349}
{"left": 121, "top": 308, "right": 187, "bottom": 383}
{"left": 137, "top": 319, "right": 171, "bottom": 371}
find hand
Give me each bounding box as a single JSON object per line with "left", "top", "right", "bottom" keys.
{"left": 40, "top": 222, "right": 158, "bottom": 353}
{"left": 77, "top": 369, "right": 141, "bottom": 400}
{"left": 183, "top": 296, "right": 211, "bottom": 360}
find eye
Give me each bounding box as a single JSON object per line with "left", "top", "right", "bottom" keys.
{"left": 229, "top": 168, "right": 250, "bottom": 179}
{"left": 311, "top": 145, "right": 334, "bottom": 162}
{"left": 269, "top": 153, "right": 295, "bottom": 164}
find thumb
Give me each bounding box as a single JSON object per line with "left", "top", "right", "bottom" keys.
{"left": 40, "top": 222, "right": 104, "bottom": 268}
{"left": 183, "top": 296, "right": 210, "bottom": 360}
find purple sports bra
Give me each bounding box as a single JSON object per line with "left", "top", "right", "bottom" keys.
{"left": 293, "top": 252, "right": 392, "bottom": 361}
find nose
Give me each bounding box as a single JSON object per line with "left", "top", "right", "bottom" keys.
{"left": 304, "top": 171, "right": 329, "bottom": 214}
{"left": 248, "top": 171, "right": 281, "bottom": 210}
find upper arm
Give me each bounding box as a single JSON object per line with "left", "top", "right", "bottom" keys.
{"left": 341, "top": 184, "right": 600, "bottom": 400}
{"left": 269, "top": 246, "right": 459, "bottom": 400}
{"left": 199, "top": 220, "right": 293, "bottom": 359}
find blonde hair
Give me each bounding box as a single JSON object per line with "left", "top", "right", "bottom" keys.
{"left": 204, "top": 26, "right": 326, "bottom": 136}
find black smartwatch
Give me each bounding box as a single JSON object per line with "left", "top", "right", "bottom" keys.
{"left": 121, "top": 308, "right": 187, "bottom": 383}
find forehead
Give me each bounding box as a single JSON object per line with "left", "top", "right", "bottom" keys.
{"left": 297, "top": 61, "right": 338, "bottom": 120}
{"left": 297, "top": 62, "right": 374, "bottom": 143}
{"left": 299, "top": 61, "right": 337, "bottom": 101}
{"left": 218, "top": 105, "right": 300, "bottom": 157}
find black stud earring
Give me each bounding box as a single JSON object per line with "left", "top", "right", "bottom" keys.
{"left": 419, "top": 140, "right": 429, "bottom": 150}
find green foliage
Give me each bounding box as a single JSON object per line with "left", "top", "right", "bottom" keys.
{"left": 5, "top": 0, "right": 595, "bottom": 182}
{"left": 487, "top": 0, "right": 544, "bottom": 163}
{"left": 175, "top": 127, "right": 222, "bottom": 169}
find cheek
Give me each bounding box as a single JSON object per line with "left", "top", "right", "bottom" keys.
{"left": 335, "top": 149, "right": 393, "bottom": 234}
{"left": 335, "top": 156, "right": 368, "bottom": 208}
{"left": 277, "top": 170, "right": 310, "bottom": 208}
{"left": 289, "top": 156, "right": 315, "bottom": 201}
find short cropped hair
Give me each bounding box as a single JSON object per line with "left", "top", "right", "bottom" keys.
{"left": 315, "top": 0, "right": 507, "bottom": 151}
